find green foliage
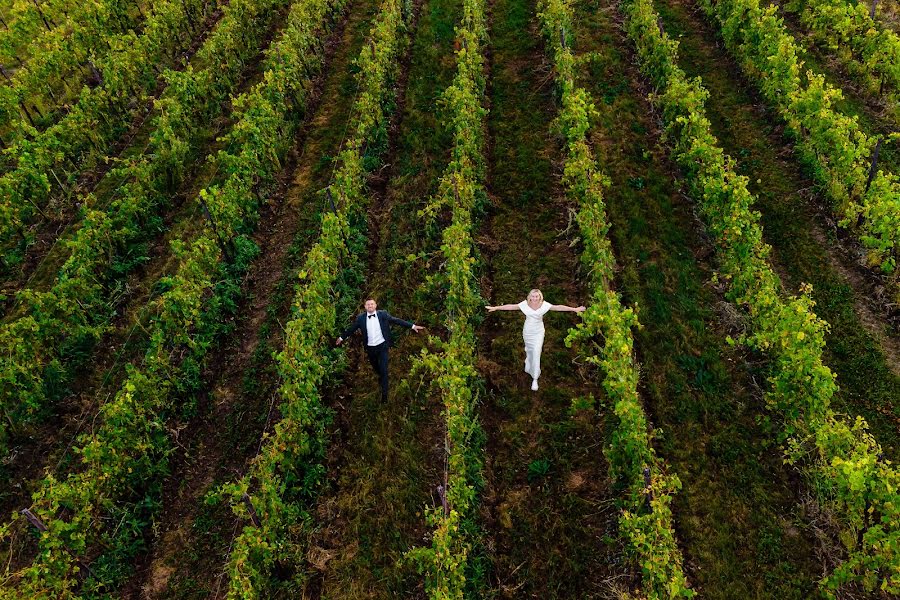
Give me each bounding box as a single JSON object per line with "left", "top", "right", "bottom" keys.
{"left": 623, "top": 0, "right": 900, "bottom": 592}
{"left": 0, "top": 0, "right": 343, "bottom": 593}
{"left": 0, "top": 0, "right": 112, "bottom": 66}
{"left": 0, "top": 0, "right": 145, "bottom": 143}
{"left": 696, "top": 0, "right": 900, "bottom": 284}
{"left": 526, "top": 458, "right": 551, "bottom": 482}
{"left": 0, "top": 0, "right": 221, "bottom": 268}
{"left": 210, "top": 0, "right": 413, "bottom": 595}
{"left": 0, "top": 0, "right": 289, "bottom": 457}
{"left": 790, "top": 0, "right": 900, "bottom": 122}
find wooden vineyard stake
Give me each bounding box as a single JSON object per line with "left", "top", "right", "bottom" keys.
{"left": 865, "top": 136, "right": 883, "bottom": 194}
{"left": 242, "top": 492, "right": 262, "bottom": 527}
{"left": 21, "top": 508, "right": 96, "bottom": 578}
{"left": 20, "top": 508, "right": 48, "bottom": 532}
{"left": 438, "top": 432, "right": 450, "bottom": 516}
{"left": 325, "top": 187, "right": 349, "bottom": 269}
{"left": 199, "top": 194, "right": 234, "bottom": 263}
{"left": 437, "top": 484, "right": 449, "bottom": 516}
{"left": 643, "top": 467, "right": 653, "bottom": 512}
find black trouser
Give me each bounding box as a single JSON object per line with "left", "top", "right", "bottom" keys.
{"left": 365, "top": 342, "right": 389, "bottom": 399}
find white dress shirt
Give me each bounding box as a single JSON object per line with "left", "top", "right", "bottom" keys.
{"left": 365, "top": 311, "right": 386, "bottom": 346}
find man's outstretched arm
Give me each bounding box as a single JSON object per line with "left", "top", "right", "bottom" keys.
{"left": 336, "top": 317, "right": 361, "bottom": 345}
{"left": 386, "top": 312, "right": 425, "bottom": 332}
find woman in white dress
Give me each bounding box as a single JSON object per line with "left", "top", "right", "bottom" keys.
{"left": 486, "top": 289, "right": 586, "bottom": 391}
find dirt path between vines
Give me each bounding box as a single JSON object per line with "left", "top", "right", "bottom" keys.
{"left": 300, "top": 0, "right": 461, "bottom": 594}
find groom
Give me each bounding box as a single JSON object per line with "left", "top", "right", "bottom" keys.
{"left": 336, "top": 298, "right": 424, "bottom": 401}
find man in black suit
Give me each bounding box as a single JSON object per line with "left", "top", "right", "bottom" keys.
{"left": 336, "top": 298, "right": 424, "bottom": 401}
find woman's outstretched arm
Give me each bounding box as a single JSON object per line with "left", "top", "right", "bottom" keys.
{"left": 549, "top": 304, "right": 586, "bottom": 312}
{"left": 485, "top": 303, "right": 520, "bottom": 312}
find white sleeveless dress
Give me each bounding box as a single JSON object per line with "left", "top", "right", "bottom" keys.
{"left": 518, "top": 300, "right": 552, "bottom": 380}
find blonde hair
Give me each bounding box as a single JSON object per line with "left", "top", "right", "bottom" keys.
{"left": 527, "top": 288, "right": 543, "bottom": 303}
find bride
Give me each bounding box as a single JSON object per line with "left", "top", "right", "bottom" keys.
{"left": 486, "top": 289, "right": 586, "bottom": 391}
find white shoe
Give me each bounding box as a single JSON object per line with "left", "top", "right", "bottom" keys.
{"left": 531, "top": 379, "right": 539, "bottom": 391}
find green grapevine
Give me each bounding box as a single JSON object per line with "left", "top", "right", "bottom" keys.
{"left": 0, "top": 0, "right": 145, "bottom": 144}
{"left": 0, "top": 0, "right": 85, "bottom": 68}
{"left": 0, "top": 0, "right": 287, "bottom": 458}
{"left": 787, "top": 0, "right": 900, "bottom": 122}
{"left": 535, "top": 0, "right": 694, "bottom": 596}
{"left": 697, "top": 0, "right": 900, "bottom": 292}
{"left": 404, "top": 0, "right": 487, "bottom": 596}
{"left": 0, "top": 0, "right": 219, "bottom": 269}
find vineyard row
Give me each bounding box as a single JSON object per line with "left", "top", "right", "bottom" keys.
{"left": 699, "top": 0, "right": 900, "bottom": 290}
{"left": 626, "top": 0, "right": 900, "bottom": 591}
{"left": 404, "top": 0, "right": 488, "bottom": 593}
{"left": 210, "top": 0, "right": 415, "bottom": 594}
{"left": 536, "top": 0, "right": 695, "bottom": 596}
{"left": 789, "top": 0, "right": 900, "bottom": 123}
{"left": 0, "top": 0, "right": 146, "bottom": 145}
{"left": 0, "top": 0, "right": 219, "bottom": 270}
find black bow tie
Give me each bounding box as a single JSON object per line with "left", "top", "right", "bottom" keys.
{"left": 368, "top": 314, "right": 376, "bottom": 319}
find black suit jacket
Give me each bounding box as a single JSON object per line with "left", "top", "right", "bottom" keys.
{"left": 341, "top": 310, "right": 414, "bottom": 348}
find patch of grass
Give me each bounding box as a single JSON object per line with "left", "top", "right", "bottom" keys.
{"left": 526, "top": 457, "right": 551, "bottom": 482}
{"left": 475, "top": 0, "right": 625, "bottom": 594}
{"left": 157, "top": 484, "right": 234, "bottom": 600}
